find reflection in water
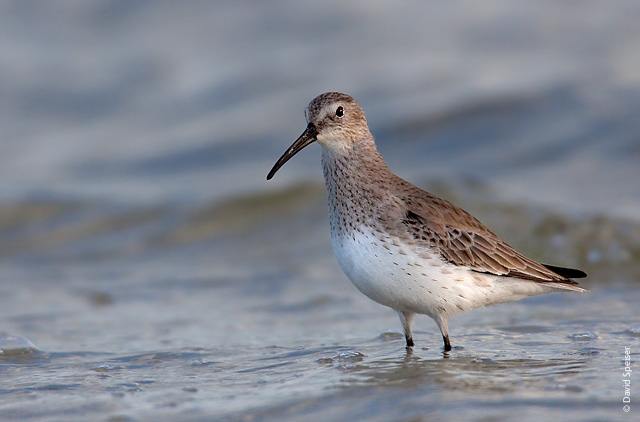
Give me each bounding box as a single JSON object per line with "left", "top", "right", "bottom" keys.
{"left": 352, "top": 352, "right": 588, "bottom": 394}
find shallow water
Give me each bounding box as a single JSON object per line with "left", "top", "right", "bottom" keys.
{"left": 1, "top": 2, "right": 640, "bottom": 422}
{"left": 2, "top": 185, "right": 639, "bottom": 421}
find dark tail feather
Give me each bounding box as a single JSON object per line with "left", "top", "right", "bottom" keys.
{"left": 542, "top": 264, "right": 587, "bottom": 279}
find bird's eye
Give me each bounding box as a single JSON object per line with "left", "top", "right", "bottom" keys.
{"left": 336, "top": 106, "right": 344, "bottom": 117}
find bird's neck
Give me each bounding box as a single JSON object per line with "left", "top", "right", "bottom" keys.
{"left": 321, "top": 139, "right": 396, "bottom": 231}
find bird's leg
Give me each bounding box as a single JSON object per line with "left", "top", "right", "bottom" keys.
{"left": 442, "top": 334, "right": 452, "bottom": 352}
{"left": 406, "top": 335, "right": 414, "bottom": 348}
{"left": 398, "top": 311, "right": 415, "bottom": 347}
{"left": 437, "top": 316, "right": 452, "bottom": 352}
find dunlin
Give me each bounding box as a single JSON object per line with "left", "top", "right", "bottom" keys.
{"left": 267, "top": 92, "right": 587, "bottom": 351}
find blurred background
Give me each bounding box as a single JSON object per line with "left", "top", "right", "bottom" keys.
{"left": 1, "top": 1, "right": 639, "bottom": 421}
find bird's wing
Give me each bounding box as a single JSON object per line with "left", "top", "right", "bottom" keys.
{"left": 400, "top": 208, "right": 585, "bottom": 288}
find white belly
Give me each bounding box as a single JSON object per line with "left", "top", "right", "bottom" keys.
{"left": 331, "top": 226, "right": 552, "bottom": 319}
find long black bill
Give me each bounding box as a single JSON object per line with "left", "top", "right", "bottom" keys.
{"left": 266, "top": 123, "right": 318, "bottom": 180}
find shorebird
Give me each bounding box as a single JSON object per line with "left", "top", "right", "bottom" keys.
{"left": 267, "top": 92, "right": 587, "bottom": 351}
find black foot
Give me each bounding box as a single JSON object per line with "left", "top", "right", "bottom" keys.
{"left": 443, "top": 334, "right": 451, "bottom": 352}
{"left": 405, "top": 335, "right": 414, "bottom": 348}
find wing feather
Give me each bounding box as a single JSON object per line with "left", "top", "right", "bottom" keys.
{"left": 400, "top": 207, "right": 584, "bottom": 288}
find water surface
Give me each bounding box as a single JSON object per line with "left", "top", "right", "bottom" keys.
{"left": 1, "top": 2, "right": 639, "bottom": 421}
